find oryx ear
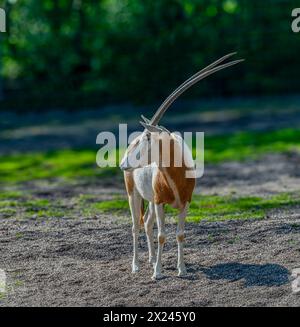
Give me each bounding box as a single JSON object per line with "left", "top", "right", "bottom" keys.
{"left": 141, "top": 115, "right": 151, "bottom": 124}
{"left": 140, "top": 121, "right": 162, "bottom": 133}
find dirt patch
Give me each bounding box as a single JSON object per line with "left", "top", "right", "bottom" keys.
{"left": 200, "top": 152, "right": 300, "bottom": 197}
{"left": 1, "top": 209, "right": 300, "bottom": 307}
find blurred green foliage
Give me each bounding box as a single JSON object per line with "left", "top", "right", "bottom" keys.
{"left": 0, "top": 0, "right": 299, "bottom": 109}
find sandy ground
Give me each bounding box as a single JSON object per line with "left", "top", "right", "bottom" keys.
{"left": 1, "top": 153, "right": 300, "bottom": 307}
{"left": 1, "top": 209, "right": 300, "bottom": 307}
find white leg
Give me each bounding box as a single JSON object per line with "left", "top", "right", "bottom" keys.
{"left": 152, "top": 204, "right": 165, "bottom": 280}
{"left": 144, "top": 202, "right": 155, "bottom": 266}
{"left": 177, "top": 203, "right": 188, "bottom": 277}
{"left": 128, "top": 192, "right": 142, "bottom": 273}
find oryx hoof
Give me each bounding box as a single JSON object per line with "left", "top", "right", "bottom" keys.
{"left": 178, "top": 266, "right": 187, "bottom": 277}
{"left": 151, "top": 272, "right": 164, "bottom": 280}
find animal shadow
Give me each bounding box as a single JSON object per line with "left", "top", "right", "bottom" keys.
{"left": 200, "top": 262, "right": 289, "bottom": 287}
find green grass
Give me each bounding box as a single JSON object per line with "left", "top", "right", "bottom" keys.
{"left": 0, "top": 208, "right": 17, "bottom": 217}
{"left": 202, "top": 128, "right": 300, "bottom": 163}
{"left": 0, "top": 187, "right": 299, "bottom": 222}
{"left": 0, "top": 192, "right": 67, "bottom": 219}
{"left": 0, "top": 200, "right": 18, "bottom": 208}
{"left": 0, "top": 149, "right": 119, "bottom": 184}
{"left": 91, "top": 199, "right": 129, "bottom": 212}
{"left": 0, "top": 191, "right": 23, "bottom": 200}
{"left": 1, "top": 127, "right": 300, "bottom": 184}
{"left": 78, "top": 192, "right": 300, "bottom": 223}
{"left": 185, "top": 193, "right": 298, "bottom": 222}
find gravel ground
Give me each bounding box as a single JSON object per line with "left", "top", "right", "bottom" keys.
{"left": 1, "top": 209, "right": 300, "bottom": 307}
{"left": 1, "top": 153, "right": 300, "bottom": 307}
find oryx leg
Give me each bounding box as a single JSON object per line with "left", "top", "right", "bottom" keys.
{"left": 144, "top": 202, "right": 156, "bottom": 265}
{"left": 128, "top": 190, "right": 142, "bottom": 273}
{"left": 177, "top": 203, "right": 188, "bottom": 277}
{"left": 152, "top": 204, "right": 165, "bottom": 280}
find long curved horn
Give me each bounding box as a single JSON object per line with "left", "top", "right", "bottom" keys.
{"left": 150, "top": 53, "right": 244, "bottom": 126}
{"left": 155, "top": 52, "right": 237, "bottom": 113}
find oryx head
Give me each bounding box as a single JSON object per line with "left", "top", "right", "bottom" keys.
{"left": 120, "top": 52, "right": 244, "bottom": 171}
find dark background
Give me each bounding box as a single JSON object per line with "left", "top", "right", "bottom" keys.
{"left": 0, "top": 0, "right": 299, "bottom": 111}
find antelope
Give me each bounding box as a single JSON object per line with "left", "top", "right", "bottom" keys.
{"left": 120, "top": 53, "right": 244, "bottom": 279}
